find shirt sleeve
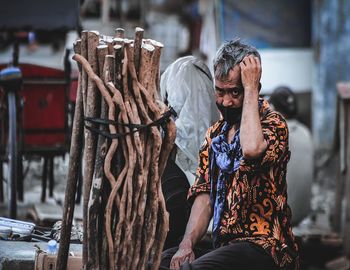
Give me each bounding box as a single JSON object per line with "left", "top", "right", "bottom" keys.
{"left": 187, "top": 128, "right": 212, "bottom": 203}
{"left": 240, "top": 111, "right": 289, "bottom": 171}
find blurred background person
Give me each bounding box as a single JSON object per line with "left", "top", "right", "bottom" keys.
{"left": 160, "top": 55, "right": 220, "bottom": 184}
{"left": 159, "top": 56, "right": 219, "bottom": 249}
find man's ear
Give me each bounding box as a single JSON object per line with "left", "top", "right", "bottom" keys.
{"left": 258, "top": 83, "right": 262, "bottom": 92}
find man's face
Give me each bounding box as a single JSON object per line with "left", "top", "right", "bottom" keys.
{"left": 214, "top": 65, "right": 244, "bottom": 108}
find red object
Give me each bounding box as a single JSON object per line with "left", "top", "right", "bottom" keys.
{"left": 0, "top": 63, "right": 69, "bottom": 150}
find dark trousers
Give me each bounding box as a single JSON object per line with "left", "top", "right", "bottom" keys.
{"left": 160, "top": 241, "right": 279, "bottom": 270}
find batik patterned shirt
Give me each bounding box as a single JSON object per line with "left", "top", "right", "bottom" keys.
{"left": 188, "top": 99, "right": 299, "bottom": 269}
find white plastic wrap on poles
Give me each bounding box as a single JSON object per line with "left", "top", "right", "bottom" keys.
{"left": 160, "top": 56, "right": 219, "bottom": 173}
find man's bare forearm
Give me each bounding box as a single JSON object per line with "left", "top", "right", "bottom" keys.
{"left": 180, "top": 193, "right": 212, "bottom": 249}
{"left": 239, "top": 55, "right": 266, "bottom": 159}
{"left": 240, "top": 90, "right": 266, "bottom": 159}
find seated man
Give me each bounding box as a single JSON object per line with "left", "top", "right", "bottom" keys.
{"left": 160, "top": 39, "right": 300, "bottom": 270}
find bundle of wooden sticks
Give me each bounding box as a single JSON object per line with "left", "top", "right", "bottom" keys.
{"left": 56, "top": 27, "right": 176, "bottom": 270}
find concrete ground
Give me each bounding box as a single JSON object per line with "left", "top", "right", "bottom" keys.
{"left": 0, "top": 241, "right": 82, "bottom": 270}
{"left": 0, "top": 155, "right": 83, "bottom": 270}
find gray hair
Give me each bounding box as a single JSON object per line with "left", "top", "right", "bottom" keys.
{"left": 213, "top": 38, "right": 261, "bottom": 81}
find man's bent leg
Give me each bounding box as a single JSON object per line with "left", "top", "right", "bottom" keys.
{"left": 159, "top": 246, "right": 212, "bottom": 269}
{"left": 187, "top": 242, "right": 277, "bottom": 270}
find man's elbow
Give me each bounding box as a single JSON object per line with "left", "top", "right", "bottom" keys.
{"left": 242, "top": 143, "right": 266, "bottom": 159}
{"left": 194, "top": 193, "right": 213, "bottom": 214}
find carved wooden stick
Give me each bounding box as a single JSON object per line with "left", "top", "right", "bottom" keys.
{"left": 87, "top": 44, "right": 109, "bottom": 270}
{"left": 114, "top": 44, "right": 123, "bottom": 94}
{"left": 56, "top": 41, "right": 84, "bottom": 270}
{"left": 122, "top": 40, "right": 132, "bottom": 103}
{"left": 103, "top": 53, "right": 142, "bottom": 269}
{"left": 116, "top": 46, "right": 146, "bottom": 269}
{"left": 137, "top": 74, "right": 176, "bottom": 270}
{"left": 130, "top": 140, "right": 152, "bottom": 269}
{"left": 73, "top": 53, "right": 122, "bottom": 270}
{"left": 134, "top": 27, "right": 144, "bottom": 76}
{"left": 130, "top": 50, "right": 155, "bottom": 260}
{"left": 137, "top": 76, "right": 176, "bottom": 270}
{"left": 139, "top": 43, "right": 155, "bottom": 99}
{"left": 145, "top": 39, "right": 164, "bottom": 99}
{"left": 139, "top": 128, "right": 162, "bottom": 269}
{"left": 72, "top": 54, "right": 118, "bottom": 188}
{"left": 107, "top": 82, "right": 143, "bottom": 268}
{"left": 82, "top": 30, "right": 100, "bottom": 267}
{"left": 114, "top": 28, "right": 125, "bottom": 38}
{"left": 81, "top": 31, "right": 88, "bottom": 112}
{"left": 151, "top": 121, "right": 176, "bottom": 269}
{"left": 124, "top": 42, "right": 166, "bottom": 270}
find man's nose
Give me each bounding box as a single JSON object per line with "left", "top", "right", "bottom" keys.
{"left": 221, "top": 94, "right": 236, "bottom": 107}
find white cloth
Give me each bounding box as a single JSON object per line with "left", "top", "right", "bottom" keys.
{"left": 160, "top": 56, "right": 220, "bottom": 173}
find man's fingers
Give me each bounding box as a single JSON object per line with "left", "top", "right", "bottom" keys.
{"left": 242, "top": 55, "right": 258, "bottom": 68}
{"left": 242, "top": 56, "right": 250, "bottom": 65}
{"left": 170, "top": 257, "right": 178, "bottom": 270}
{"left": 170, "top": 258, "right": 179, "bottom": 270}
{"left": 248, "top": 55, "right": 255, "bottom": 64}
{"left": 188, "top": 253, "right": 195, "bottom": 263}
{"left": 180, "top": 256, "right": 188, "bottom": 265}
{"left": 253, "top": 56, "right": 260, "bottom": 65}
{"left": 246, "top": 55, "right": 255, "bottom": 63}
{"left": 174, "top": 260, "right": 180, "bottom": 270}
{"left": 171, "top": 256, "right": 188, "bottom": 270}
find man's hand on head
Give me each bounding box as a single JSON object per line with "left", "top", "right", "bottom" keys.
{"left": 239, "top": 55, "right": 262, "bottom": 95}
